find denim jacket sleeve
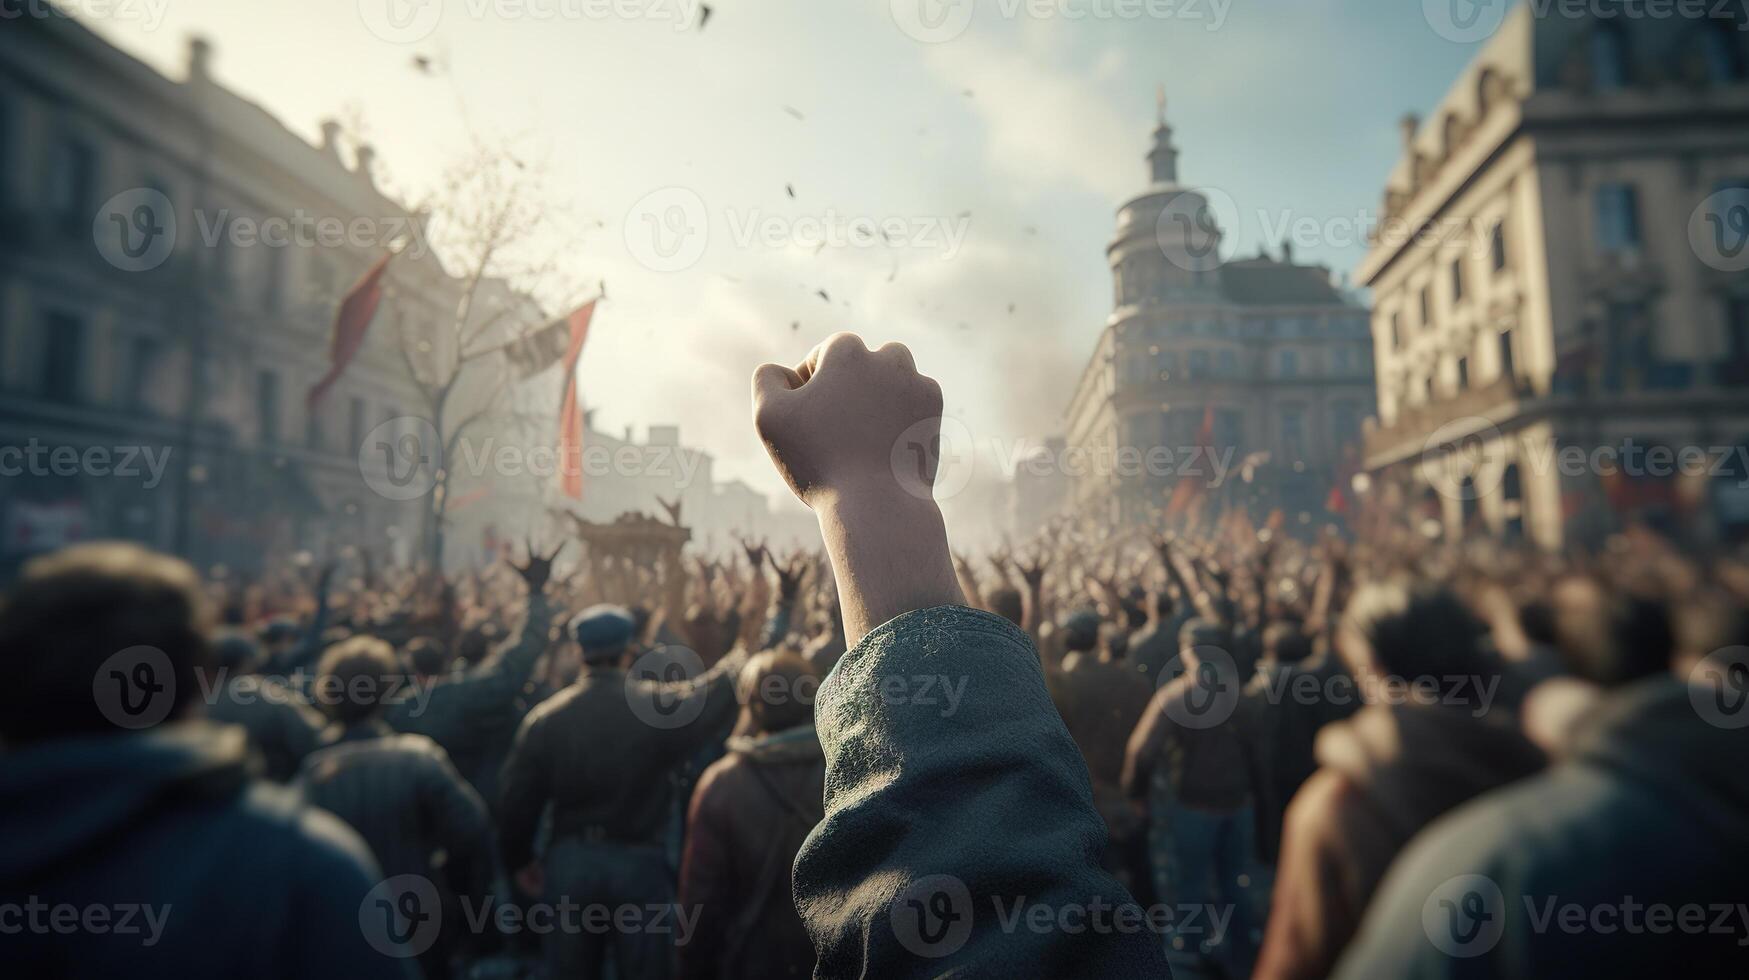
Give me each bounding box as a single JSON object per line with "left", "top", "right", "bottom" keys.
{"left": 792, "top": 605, "right": 1171, "bottom": 979}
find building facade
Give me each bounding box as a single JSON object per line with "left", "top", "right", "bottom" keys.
{"left": 1063, "top": 109, "right": 1376, "bottom": 529}
{"left": 1357, "top": 4, "right": 1749, "bottom": 549}
{"left": 0, "top": 16, "right": 463, "bottom": 575}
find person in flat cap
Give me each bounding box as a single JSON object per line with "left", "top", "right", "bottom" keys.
{"left": 570, "top": 604, "right": 636, "bottom": 653}
{"left": 498, "top": 596, "right": 751, "bottom": 980}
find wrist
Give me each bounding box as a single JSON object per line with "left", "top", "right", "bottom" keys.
{"left": 811, "top": 484, "right": 962, "bottom": 646}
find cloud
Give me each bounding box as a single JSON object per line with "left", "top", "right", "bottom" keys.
{"left": 924, "top": 36, "right": 1140, "bottom": 202}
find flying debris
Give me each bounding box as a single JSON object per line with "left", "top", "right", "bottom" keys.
{"left": 957, "top": 322, "right": 970, "bottom": 330}
{"left": 412, "top": 55, "right": 433, "bottom": 74}
{"left": 956, "top": 210, "right": 971, "bottom": 219}
{"left": 886, "top": 261, "right": 899, "bottom": 283}
{"left": 811, "top": 240, "right": 827, "bottom": 256}
{"left": 815, "top": 289, "right": 831, "bottom": 303}
{"left": 1024, "top": 225, "right": 1038, "bottom": 236}
{"left": 785, "top": 183, "right": 795, "bottom": 199}
{"left": 599, "top": 280, "right": 609, "bottom": 302}
{"left": 782, "top": 105, "right": 806, "bottom": 121}
{"left": 698, "top": 3, "right": 713, "bottom": 30}
{"left": 963, "top": 88, "right": 975, "bottom": 98}
{"left": 717, "top": 274, "right": 742, "bottom": 284}
{"left": 790, "top": 321, "right": 800, "bottom": 332}
{"left": 1007, "top": 303, "right": 1016, "bottom": 314}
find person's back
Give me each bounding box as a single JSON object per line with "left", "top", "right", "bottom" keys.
{"left": 0, "top": 542, "right": 410, "bottom": 980}
{"left": 1336, "top": 677, "right": 1749, "bottom": 978}
{"left": 1254, "top": 580, "right": 1545, "bottom": 980}
{"left": 678, "top": 652, "right": 826, "bottom": 980}
{"left": 301, "top": 723, "right": 490, "bottom": 883}
{"left": 386, "top": 563, "right": 554, "bottom": 801}
{"left": 497, "top": 606, "right": 745, "bottom": 980}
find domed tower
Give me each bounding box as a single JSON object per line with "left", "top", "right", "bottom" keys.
{"left": 1108, "top": 90, "right": 1225, "bottom": 311}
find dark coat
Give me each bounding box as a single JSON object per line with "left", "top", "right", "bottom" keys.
{"left": 298, "top": 720, "right": 492, "bottom": 885}
{"left": 1123, "top": 658, "right": 1251, "bottom": 812}
{"left": 0, "top": 723, "right": 413, "bottom": 980}
{"left": 204, "top": 673, "right": 327, "bottom": 781}
{"left": 1050, "top": 651, "right": 1154, "bottom": 835}
{"left": 496, "top": 649, "right": 744, "bottom": 873}
{"left": 677, "top": 725, "right": 825, "bottom": 980}
{"left": 1334, "top": 679, "right": 1749, "bottom": 980}
{"left": 386, "top": 593, "right": 552, "bottom": 801}
{"left": 791, "top": 606, "right": 1170, "bottom": 979}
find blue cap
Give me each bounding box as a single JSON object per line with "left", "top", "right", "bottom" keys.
{"left": 569, "top": 604, "right": 635, "bottom": 653}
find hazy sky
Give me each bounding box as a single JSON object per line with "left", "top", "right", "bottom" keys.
{"left": 70, "top": 0, "right": 1499, "bottom": 507}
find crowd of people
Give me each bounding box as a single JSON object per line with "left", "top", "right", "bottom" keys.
{"left": 3, "top": 334, "right": 1748, "bottom": 979}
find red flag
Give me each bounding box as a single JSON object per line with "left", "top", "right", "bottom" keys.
{"left": 555, "top": 301, "right": 598, "bottom": 500}
{"left": 1165, "top": 404, "right": 1216, "bottom": 519}
{"left": 308, "top": 252, "right": 395, "bottom": 408}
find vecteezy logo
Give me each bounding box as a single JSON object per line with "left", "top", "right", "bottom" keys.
{"left": 359, "top": 875, "right": 442, "bottom": 958}
{"left": 1689, "top": 648, "right": 1749, "bottom": 730}
{"left": 1161, "top": 645, "right": 1240, "bottom": 728}
{"left": 95, "top": 189, "right": 177, "bottom": 272}
{"left": 890, "top": 0, "right": 974, "bottom": 43}
{"left": 359, "top": 0, "right": 444, "bottom": 44}
{"left": 359, "top": 416, "right": 441, "bottom": 501}
{"left": 1421, "top": 418, "right": 1505, "bottom": 503}
{"left": 624, "top": 187, "right": 709, "bottom": 272}
{"left": 890, "top": 415, "right": 976, "bottom": 502}
{"left": 1689, "top": 188, "right": 1749, "bottom": 273}
{"left": 1154, "top": 186, "right": 1238, "bottom": 274}
{"left": 1423, "top": 0, "right": 1507, "bottom": 44}
{"left": 626, "top": 645, "right": 710, "bottom": 729}
{"left": 1422, "top": 874, "right": 1505, "bottom": 958}
{"left": 93, "top": 646, "right": 176, "bottom": 729}
{"left": 889, "top": 874, "right": 973, "bottom": 959}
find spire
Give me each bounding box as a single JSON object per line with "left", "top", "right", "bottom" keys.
{"left": 1148, "top": 85, "right": 1179, "bottom": 186}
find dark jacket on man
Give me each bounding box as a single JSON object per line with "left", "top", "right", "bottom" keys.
{"left": 298, "top": 720, "right": 492, "bottom": 885}
{"left": 1335, "top": 679, "right": 1749, "bottom": 979}
{"left": 791, "top": 606, "right": 1170, "bottom": 978}
{"left": 205, "top": 673, "right": 327, "bottom": 782}
{"left": 0, "top": 723, "right": 412, "bottom": 980}
{"left": 677, "top": 724, "right": 825, "bottom": 980}
{"left": 1051, "top": 651, "right": 1154, "bottom": 835}
{"left": 496, "top": 648, "right": 743, "bottom": 871}
{"left": 387, "top": 593, "right": 552, "bottom": 801}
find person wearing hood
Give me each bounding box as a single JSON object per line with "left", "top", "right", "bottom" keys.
{"left": 0, "top": 542, "right": 411, "bottom": 980}
{"left": 1253, "top": 579, "right": 1546, "bottom": 980}
{"left": 1334, "top": 668, "right": 1749, "bottom": 978}
{"left": 677, "top": 651, "right": 826, "bottom": 980}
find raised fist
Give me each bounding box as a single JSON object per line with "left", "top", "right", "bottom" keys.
{"left": 752, "top": 333, "right": 943, "bottom": 506}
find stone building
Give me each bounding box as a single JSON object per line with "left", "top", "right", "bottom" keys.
{"left": 1357, "top": 4, "right": 1749, "bottom": 548}
{"left": 1062, "top": 106, "right": 1375, "bottom": 529}
{"left": 0, "top": 16, "right": 460, "bottom": 575}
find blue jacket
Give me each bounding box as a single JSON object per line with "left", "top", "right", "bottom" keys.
{"left": 793, "top": 606, "right": 1171, "bottom": 978}
{"left": 1335, "top": 679, "right": 1749, "bottom": 979}
{"left": 0, "top": 722, "right": 415, "bottom": 979}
